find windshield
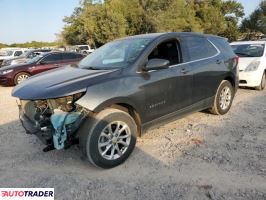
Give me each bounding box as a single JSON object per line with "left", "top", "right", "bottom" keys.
{"left": 231, "top": 44, "right": 265, "bottom": 57}
{"left": 26, "top": 55, "right": 43, "bottom": 64}
{"left": 6, "top": 50, "right": 14, "bottom": 56}
{"left": 20, "top": 50, "right": 31, "bottom": 57}
{"left": 78, "top": 38, "right": 153, "bottom": 70}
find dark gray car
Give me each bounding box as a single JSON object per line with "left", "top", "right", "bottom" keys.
{"left": 12, "top": 32, "right": 238, "bottom": 168}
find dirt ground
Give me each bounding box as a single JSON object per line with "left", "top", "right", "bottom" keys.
{"left": 0, "top": 86, "right": 266, "bottom": 200}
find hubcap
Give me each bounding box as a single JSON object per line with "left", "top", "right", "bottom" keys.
{"left": 219, "top": 86, "right": 232, "bottom": 110}
{"left": 98, "top": 121, "right": 131, "bottom": 160}
{"left": 17, "top": 74, "right": 29, "bottom": 84}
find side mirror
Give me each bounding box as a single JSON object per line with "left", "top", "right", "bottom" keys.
{"left": 145, "top": 59, "right": 170, "bottom": 71}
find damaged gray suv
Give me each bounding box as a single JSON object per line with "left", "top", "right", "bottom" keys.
{"left": 12, "top": 32, "right": 238, "bottom": 168}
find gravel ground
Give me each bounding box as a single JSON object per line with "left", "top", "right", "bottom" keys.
{"left": 0, "top": 86, "right": 266, "bottom": 200}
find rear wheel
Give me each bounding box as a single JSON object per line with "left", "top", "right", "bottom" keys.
{"left": 79, "top": 108, "right": 137, "bottom": 169}
{"left": 210, "top": 80, "right": 234, "bottom": 115}
{"left": 255, "top": 72, "right": 265, "bottom": 91}
{"left": 14, "top": 72, "right": 31, "bottom": 85}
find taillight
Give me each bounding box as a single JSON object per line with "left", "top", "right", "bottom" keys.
{"left": 233, "top": 56, "right": 239, "bottom": 68}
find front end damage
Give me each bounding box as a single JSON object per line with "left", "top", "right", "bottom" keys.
{"left": 18, "top": 93, "right": 87, "bottom": 152}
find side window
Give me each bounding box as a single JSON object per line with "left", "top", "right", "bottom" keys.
{"left": 42, "top": 53, "right": 62, "bottom": 63}
{"left": 148, "top": 39, "right": 180, "bottom": 65}
{"left": 210, "top": 37, "right": 235, "bottom": 59}
{"left": 14, "top": 51, "right": 23, "bottom": 56}
{"left": 62, "top": 53, "right": 74, "bottom": 60}
{"left": 185, "top": 37, "right": 218, "bottom": 61}
{"left": 63, "top": 53, "right": 83, "bottom": 60}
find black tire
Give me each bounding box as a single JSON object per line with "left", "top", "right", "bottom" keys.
{"left": 255, "top": 72, "right": 265, "bottom": 91}
{"left": 210, "top": 80, "right": 234, "bottom": 115}
{"left": 14, "top": 72, "right": 31, "bottom": 85}
{"left": 79, "top": 108, "right": 137, "bottom": 169}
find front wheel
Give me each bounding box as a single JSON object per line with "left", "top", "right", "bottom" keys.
{"left": 14, "top": 72, "right": 31, "bottom": 85}
{"left": 255, "top": 72, "right": 265, "bottom": 91}
{"left": 79, "top": 108, "right": 137, "bottom": 169}
{"left": 210, "top": 80, "right": 234, "bottom": 115}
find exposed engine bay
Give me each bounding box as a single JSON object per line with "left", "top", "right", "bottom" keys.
{"left": 19, "top": 92, "right": 87, "bottom": 152}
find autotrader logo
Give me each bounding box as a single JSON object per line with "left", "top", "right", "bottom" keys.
{"left": 0, "top": 188, "right": 54, "bottom": 200}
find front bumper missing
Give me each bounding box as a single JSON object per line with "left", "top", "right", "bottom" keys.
{"left": 19, "top": 108, "right": 53, "bottom": 145}
{"left": 18, "top": 101, "right": 86, "bottom": 151}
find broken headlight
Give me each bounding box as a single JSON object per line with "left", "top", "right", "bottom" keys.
{"left": 47, "top": 92, "right": 84, "bottom": 112}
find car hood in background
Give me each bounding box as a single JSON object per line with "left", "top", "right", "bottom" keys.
{"left": 0, "top": 56, "right": 12, "bottom": 60}
{"left": 0, "top": 63, "right": 32, "bottom": 71}
{"left": 238, "top": 57, "right": 262, "bottom": 71}
{"left": 12, "top": 66, "right": 118, "bottom": 100}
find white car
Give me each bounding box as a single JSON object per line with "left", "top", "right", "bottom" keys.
{"left": 75, "top": 45, "right": 95, "bottom": 54}
{"left": 230, "top": 41, "right": 266, "bottom": 90}
{"left": 0, "top": 48, "right": 27, "bottom": 66}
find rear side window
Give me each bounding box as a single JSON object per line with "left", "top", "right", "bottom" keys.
{"left": 14, "top": 51, "right": 23, "bottom": 56}
{"left": 62, "top": 53, "right": 82, "bottom": 60}
{"left": 184, "top": 36, "right": 218, "bottom": 61}
{"left": 209, "top": 37, "right": 235, "bottom": 59}
{"left": 42, "top": 53, "right": 63, "bottom": 62}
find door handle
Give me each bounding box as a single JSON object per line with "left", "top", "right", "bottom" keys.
{"left": 181, "top": 68, "right": 189, "bottom": 74}
{"left": 216, "top": 60, "right": 222, "bottom": 64}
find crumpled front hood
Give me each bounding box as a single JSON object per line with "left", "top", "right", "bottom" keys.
{"left": 12, "top": 65, "right": 117, "bottom": 100}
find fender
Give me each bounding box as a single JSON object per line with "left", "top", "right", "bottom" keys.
{"left": 75, "top": 75, "right": 142, "bottom": 117}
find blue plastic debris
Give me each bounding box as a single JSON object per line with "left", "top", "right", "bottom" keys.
{"left": 50, "top": 109, "right": 81, "bottom": 150}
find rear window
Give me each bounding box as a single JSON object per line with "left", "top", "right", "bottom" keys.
{"left": 42, "top": 53, "right": 63, "bottom": 62}
{"left": 184, "top": 36, "right": 218, "bottom": 61}
{"left": 63, "top": 53, "right": 83, "bottom": 60}
{"left": 231, "top": 44, "right": 265, "bottom": 57}
{"left": 209, "top": 37, "right": 235, "bottom": 59}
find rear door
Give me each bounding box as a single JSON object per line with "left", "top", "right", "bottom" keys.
{"left": 61, "top": 53, "right": 84, "bottom": 65}
{"left": 183, "top": 36, "right": 221, "bottom": 103}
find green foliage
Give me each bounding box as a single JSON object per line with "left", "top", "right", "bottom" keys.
{"left": 0, "top": 41, "right": 59, "bottom": 49}
{"left": 0, "top": 43, "right": 8, "bottom": 49}
{"left": 62, "top": 0, "right": 245, "bottom": 45}
{"left": 241, "top": 0, "right": 266, "bottom": 36}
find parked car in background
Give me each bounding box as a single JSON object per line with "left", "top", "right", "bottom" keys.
{"left": 12, "top": 32, "right": 238, "bottom": 168}
{"left": 0, "top": 48, "right": 27, "bottom": 66}
{"left": 231, "top": 41, "right": 266, "bottom": 90}
{"left": 0, "top": 51, "right": 85, "bottom": 85}
{"left": 75, "top": 45, "right": 95, "bottom": 54}
{"left": 1, "top": 49, "right": 51, "bottom": 67}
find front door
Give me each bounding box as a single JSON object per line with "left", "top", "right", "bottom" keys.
{"left": 139, "top": 38, "right": 193, "bottom": 123}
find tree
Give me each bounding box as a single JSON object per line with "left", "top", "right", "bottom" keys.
{"left": 241, "top": 0, "right": 266, "bottom": 37}
{"left": 194, "top": 0, "right": 244, "bottom": 41}
{"left": 62, "top": 0, "right": 244, "bottom": 45}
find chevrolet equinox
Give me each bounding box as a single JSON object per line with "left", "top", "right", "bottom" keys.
{"left": 12, "top": 32, "right": 238, "bottom": 168}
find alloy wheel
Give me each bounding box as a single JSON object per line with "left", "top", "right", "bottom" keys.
{"left": 219, "top": 86, "right": 232, "bottom": 110}
{"left": 98, "top": 121, "right": 131, "bottom": 160}
{"left": 17, "top": 74, "right": 29, "bottom": 84}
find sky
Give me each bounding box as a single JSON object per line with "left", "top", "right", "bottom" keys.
{"left": 0, "top": 0, "right": 263, "bottom": 44}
